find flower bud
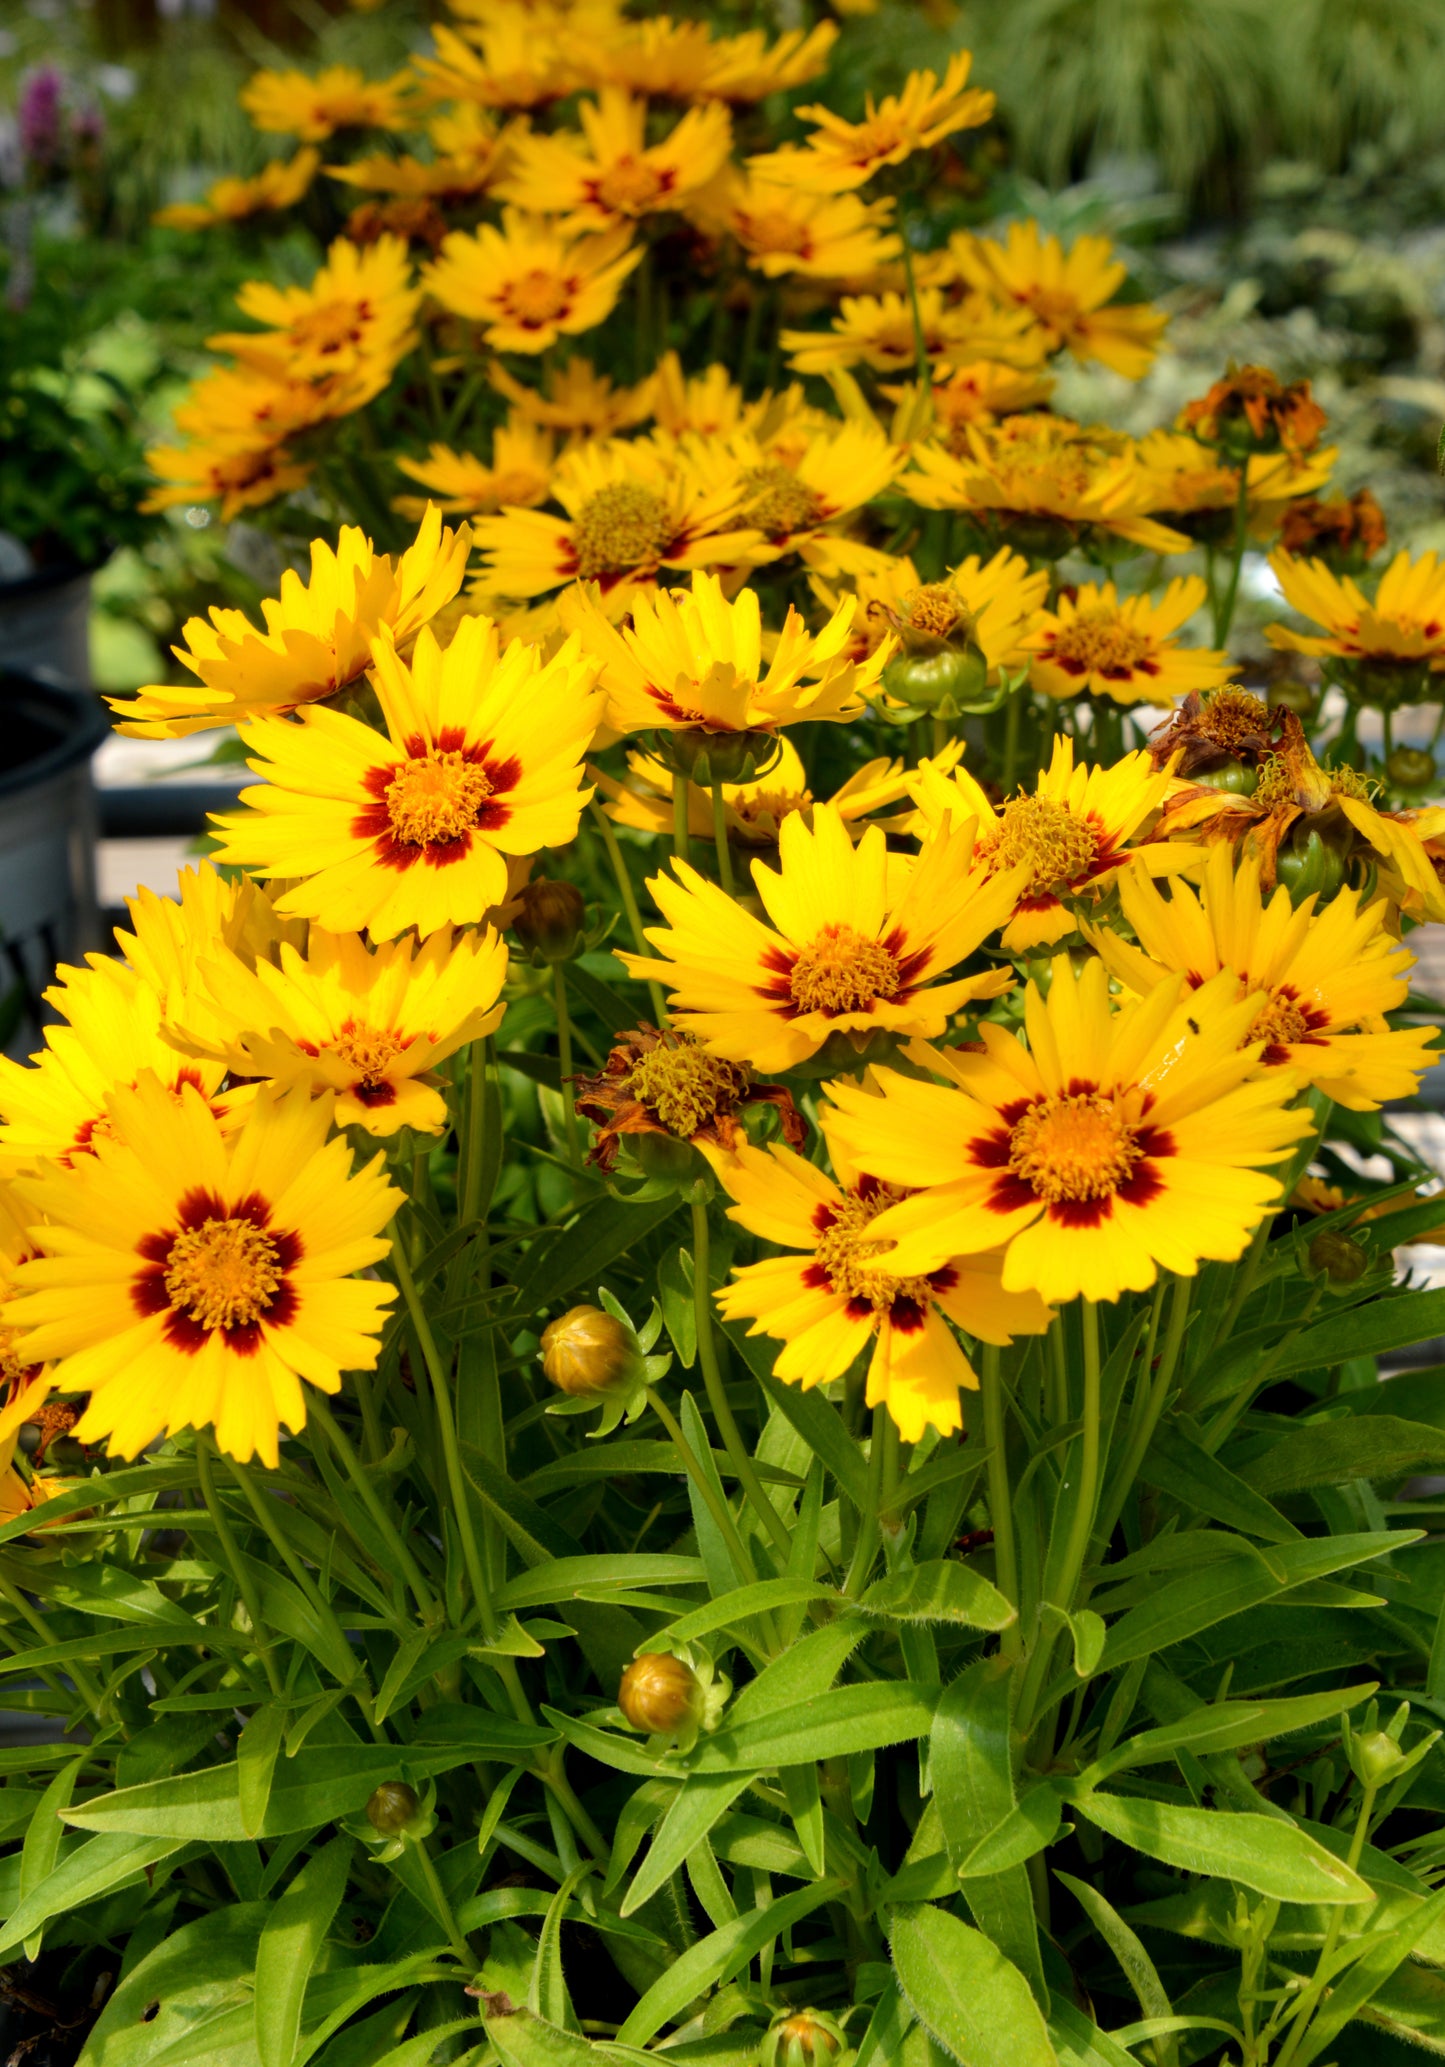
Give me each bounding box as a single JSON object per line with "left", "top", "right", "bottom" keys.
{"left": 513, "top": 878, "right": 586, "bottom": 964}
{"left": 618, "top": 1652, "right": 703, "bottom": 1738}
{"left": 761, "top": 2009, "right": 848, "bottom": 2067}
{"left": 366, "top": 1781, "right": 420, "bottom": 1836}
{"left": 1386, "top": 747, "right": 1437, "bottom": 792}
{"left": 1350, "top": 1728, "right": 1410, "bottom": 1789}
{"left": 1266, "top": 680, "right": 1315, "bottom": 719}
{"left": 540, "top": 1305, "right": 641, "bottom": 1398}
{"left": 1192, "top": 757, "right": 1258, "bottom": 796}
{"left": 1308, "top": 1230, "right": 1369, "bottom": 1284}
{"left": 880, "top": 647, "right": 988, "bottom": 712}
{"left": 660, "top": 725, "right": 782, "bottom": 786}
{"left": 1276, "top": 829, "right": 1347, "bottom": 906}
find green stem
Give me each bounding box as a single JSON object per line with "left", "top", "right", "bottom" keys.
{"left": 1096, "top": 1273, "right": 1192, "bottom": 1551}
{"left": 1211, "top": 462, "right": 1252, "bottom": 647}
{"left": 899, "top": 235, "right": 931, "bottom": 392}
{"left": 197, "top": 1432, "right": 282, "bottom": 1696}
{"left": 390, "top": 1232, "right": 497, "bottom": 1643}
{"left": 307, "top": 1392, "right": 438, "bottom": 1622}
{"left": 710, "top": 778, "right": 735, "bottom": 894}
{"left": 649, "top": 1387, "right": 758, "bottom": 1591}
{"left": 1052, "top": 1300, "right": 1102, "bottom": 1608}
{"left": 1273, "top": 1783, "right": 1378, "bottom": 2067}
{"left": 979, "top": 1345, "right": 1021, "bottom": 1657}
{"left": 459, "top": 1037, "right": 493, "bottom": 1231}
{"left": 673, "top": 772, "right": 693, "bottom": 867}
{"left": 553, "top": 966, "right": 582, "bottom": 1167}
{"left": 0, "top": 1566, "right": 106, "bottom": 1719}
{"left": 844, "top": 1405, "right": 888, "bottom": 1598}
{"left": 411, "top": 1836, "right": 478, "bottom": 1970}
{"left": 1207, "top": 1216, "right": 1270, "bottom": 1353}
{"left": 1001, "top": 682, "right": 1024, "bottom": 794}
{"left": 589, "top": 802, "right": 668, "bottom": 1025}
{"left": 540, "top": 1753, "right": 608, "bottom": 1862}
{"left": 689, "top": 1190, "right": 794, "bottom": 1567}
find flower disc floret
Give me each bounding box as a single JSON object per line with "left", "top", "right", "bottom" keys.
{"left": 790, "top": 925, "right": 901, "bottom": 1016}
{"left": 164, "top": 1217, "right": 285, "bottom": 1334}
{"left": 1006, "top": 1092, "right": 1142, "bottom": 1206}
{"left": 572, "top": 483, "right": 678, "bottom": 579}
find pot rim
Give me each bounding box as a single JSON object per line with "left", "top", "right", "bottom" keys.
{"left": 0, "top": 674, "right": 111, "bottom": 798}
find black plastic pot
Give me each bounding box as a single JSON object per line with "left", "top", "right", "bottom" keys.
{"left": 0, "top": 560, "right": 95, "bottom": 688}
{"left": 0, "top": 673, "right": 110, "bottom": 1053}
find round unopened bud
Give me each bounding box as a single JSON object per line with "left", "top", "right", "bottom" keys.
{"left": 1352, "top": 1728, "right": 1409, "bottom": 1789}
{"left": 366, "top": 1781, "right": 420, "bottom": 1836}
{"left": 513, "top": 878, "right": 586, "bottom": 963}
{"left": 662, "top": 725, "right": 781, "bottom": 786}
{"left": 881, "top": 647, "right": 988, "bottom": 712}
{"left": 16, "top": 1423, "right": 41, "bottom": 1457}
{"left": 1386, "top": 746, "right": 1437, "bottom": 792}
{"left": 1308, "top": 1230, "right": 1369, "bottom": 1285}
{"left": 619, "top": 1652, "right": 702, "bottom": 1738}
{"left": 540, "top": 1305, "right": 639, "bottom": 1398}
{"left": 1193, "top": 757, "right": 1258, "bottom": 796}
{"left": 761, "top": 2009, "right": 847, "bottom": 2067}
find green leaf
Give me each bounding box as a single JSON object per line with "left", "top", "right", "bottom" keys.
{"left": 513, "top": 1193, "right": 680, "bottom": 1310}
{"left": 0, "top": 1831, "right": 185, "bottom": 1961}
{"left": 76, "top": 1902, "right": 266, "bottom": 2067}
{"left": 689, "top": 1681, "right": 938, "bottom": 1771}
{"left": 530, "top": 1866, "right": 587, "bottom": 2030}
{"left": 658, "top": 1245, "right": 698, "bottom": 1369}
{"left": 1073, "top": 1794, "right": 1374, "bottom": 1904}
{"left": 1053, "top": 1873, "right": 1173, "bottom": 2059}
{"left": 1287, "top": 1888, "right": 1445, "bottom": 2067}
{"left": 859, "top": 1560, "right": 1015, "bottom": 1630}
{"left": 18, "top": 1753, "right": 83, "bottom": 1959}
{"left": 1098, "top": 1682, "right": 1378, "bottom": 1777}
{"left": 890, "top": 1902, "right": 1059, "bottom": 2067}
{"left": 256, "top": 1834, "right": 353, "bottom": 2067}
{"left": 931, "top": 1657, "right": 1044, "bottom": 2002}
{"left": 238, "top": 1707, "right": 289, "bottom": 1842}
{"left": 1277, "top": 1286, "right": 1445, "bottom": 1374}
{"left": 1047, "top": 1997, "right": 1153, "bottom": 2067}
{"left": 484, "top": 2001, "right": 652, "bottom": 2066}
{"left": 734, "top": 1347, "right": 868, "bottom": 1510}
{"left": 494, "top": 1556, "right": 707, "bottom": 1612}
{"left": 1144, "top": 1420, "right": 1303, "bottom": 1542}
{"left": 636, "top": 1579, "right": 832, "bottom": 1653}
{"left": 956, "top": 1787, "right": 1065, "bottom": 1880}
{"left": 1237, "top": 1415, "right": 1445, "bottom": 1496}
{"left": 726, "top": 1618, "right": 869, "bottom": 1726}
{"left": 615, "top": 1880, "right": 841, "bottom": 2047}
{"left": 622, "top": 1772, "right": 754, "bottom": 1917}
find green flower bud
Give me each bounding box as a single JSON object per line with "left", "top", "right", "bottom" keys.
{"left": 1386, "top": 747, "right": 1437, "bottom": 792}
{"left": 880, "top": 647, "right": 989, "bottom": 712}
{"left": 618, "top": 1652, "right": 703, "bottom": 1738}
{"left": 1267, "top": 680, "right": 1316, "bottom": 718}
{"left": 1192, "top": 758, "right": 1258, "bottom": 796}
{"left": 1308, "top": 1230, "right": 1369, "bottom": 1285}
{"left": 658, "top": 726, "right": 783, "bottom": 786}
{"left": 761, "top": 2009, "right": 849, "bottom": 2067}
{"left": 1276, "top": 829, "right": 1347, "bottom": 906}
{"left": 366, "top": 1782, "right": 421, "bottom": 1836}
{"left": 540, "top": 1305, "right": 641, "bottom": 1398}
{"left": 1351, "top": 1729, "right": 1410, "bottom": 1789}
{"left": 513, "top": 878, "right": 586, "bottom": 963}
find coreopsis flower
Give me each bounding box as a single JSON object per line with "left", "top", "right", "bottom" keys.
{"left": 163, "top": 362, "right": 342, "bottom": 452}
{"left": 473, "top": 437, "right": 760, "bottom": 615}
{"left": 1278, "top": 489, "right": 1387, "bottom": 571}
{"left": 907, "top": 416, "right": 1190, "bottom": 559}
{"left": 212, "top": 617, "right": 603, "bottom": 940}
{"left": 948, "top": 224, "right": 1168, "bottom": 379}
{"left": 489, "top": 355, "right": 653, "bottom": 438}
{"left": 748, "top": 51, "right": 994, "bottom": 193}
{"left": 563, "top": 571, "right": 888, "bottom": 743}
{"left": 1180, "top": 365, "right": 1328, "bottom": 457}
{"left": 1136, "top": 430, "right": 1337, "bottom": 547}
{"left": 210, "top": 236, "right": 421, "bottom": 390}
{"left": 574, "top": 1024, "right": 805, "bottom": 1172}
{"left": 695, "top": 19, "right": 838, "bottom": 99}
{"left": 696, "top": 171, "right": 900, "bottom": 281}
{"left": 240, "top": 64, "right": 415, "bottom": 140}
{"left": 900, "top": 361, "right": 1057, "bottom": 446}
{"left": 650, "top": 355, "right": 750, "bottom": 439}
{"left": 176, "top": 927, "right": 508, "bottom": 1137}
{"left": 591, "top": 16, "right": 836, "bottom": 100}
{"left": 1266, "top": 548, "right": 1445, "bottom": 700}
{"left": 1088, "top": 847, "right": 1437, "bottom": 1112}
{"left": 411, "top": 20, "right": 576, "bottom": 113}
{"left": 782, "top": 287, "right": 1044, "bottom": 378}
{"left": 834, "top": 549, "right": 1047, "bottom": 717}
{"left": 596, "top": 734, "right": 913, "bottom": 847}
{"left": 118, "top": 861, "right": 302, "bottom": 1006}
{"left": 910, "top": 735, "right": 1174, "bottom": 952}
{"left": 327, "top": 104, "right": 517, "bottom": 203}
{"left": 618, "top": 806, "right": 1022, "bottom": 1076}
{"left": 732, "top": 420, "right": 904, "bottom": 577}
{"left": 396, "top": 420, "right": 554, "bottom": 519}
{"left": 1023, "top": 576, "right": 1231, "bottom": 707}
{"left": 155, "top": 147, "right": 319, "bottom": 230}
{"left": 3, "top": 1080, "right": 398, "bottom": 1468}
{"left": 499, "top": 89, "right": 732, "bottom": 234}
{"left": 0, "top": 1189, "right": 53, "bottom": 1458}
{"left": 825, "top": 957, "right": 1314, "bottom": 1307}
{"left": 114, "top": 507, "right": 472, "bottom": 739}
{"left": 423, "top": 210, "right": 640, "bottom": 354}
{"left": 142, "top": 436, "right": 311, "bottom": 521}
{"left": 714, "top": 1129, "right": 1050, "bottom": 1442}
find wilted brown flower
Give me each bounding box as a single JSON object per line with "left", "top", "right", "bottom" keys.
{"left": 1279, "top": 488, "right": 1387, "bottom": 571}
{"left": 1146, "top": 686, "right": 1281, "bottom": 779}
{"left": 1180, "top": 364, "right": 1328, "bottom": 458}
{"left": 573, "top": 1024, "right": 804, "bottom": 1172}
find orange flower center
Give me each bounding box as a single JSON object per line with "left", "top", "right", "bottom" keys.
{"left": 1248, "top": 991, "right": 1314, "bottom": 1050}
{"left": 490, "top": 466, "right": 549, "bottom": 505}
{"left": 743, "top": 463, "right": 824, "bottom": 539}
{"left": 1008, "top": 1092, "right": 1143, "bottom": 1204}
{"left": 790, "top": 924, "right": 900, "bottom": 1016}
{"left": 572, "top": 482, "right": 675, "bottom": 578}
{"left": 985, "top": 793, "right": 1098, "bottom": 892}
{"left": 740, "top": 208, "right": 811, "bottom": 257}
{"left": 504, "top": 269, "right": 573, "bottom": 325}
{"left": 846, "top": 115, "right": 908, "bottom": 165}
{"left": 816, "top": 1186, "right": 934, "bottom": 1313}
{"left": 595, "top": 156, "right": 667, "bottom": 214}
{"left": 386, "top": 752, "right": 493, "bottom": 847}
{"left": 1023, "top": 285, "right": 1082, "bottom": 331}
{"left": 1048, "top": 614, "right": 1151, "bottom": 677}
{"left": 290, "top": 298, "right": 367, "bottom": 355}
{"left": 164, "top": 1217, "right": 283, "bottom": 1333}
{"left": 907, "top": 583, "right": 968, "bottom": 639}
{"left": 335, "top": 1023, "right": 406, "bottom": 1086}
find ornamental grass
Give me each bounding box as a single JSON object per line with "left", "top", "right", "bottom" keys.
{"left": 4, "top": 6, "right": 1445, "bottom": 2065}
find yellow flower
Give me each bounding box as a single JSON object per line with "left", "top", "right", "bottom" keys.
{"left": 396, "top": 419, "right": 555, "bottom": 519}
{"left": 156, "top": 148, "right": 319, "bottom": 230}
{"left": 889, "top": 361, "right": 1057, "bottom": 445}
{"left": 472, "top": 434, "right": 761, "bottom": 615}
{"left": 906, "top": 416, "right": 1191, "bottom": 558}
{"left": 714, "top": 1127, "right": 1050, "bottom": 1443}
{"left": 949, "top": 224, "right": 1169, "bottom": 379}
{"left": 179, "top": 927, "right": 508, "bottom": 1137}
{"left": 693, "top": 171, "right": 900, "bottom": 281}
{"left": 240, "top": 64, "right": 415, "bottom": 141}
{"left": 211, "top": 236, "right": 421, "bottom": 390}
{"left": 499, "top": 88, "right": 732, "bottom": 234}
{"left": 910, "top": 734, "right": 1174, "bottom": 952}
{"left": 748, "top": 51, "right": 994, "bottom": 193}
{"left": 423, "top": 208, "right": 640, "bottom": 354}
{"left": 327, "top": 105, "right": 518, "bottom": 201}
{"left": 1267, "top": 548, "right": 1445, "bottom": 677}
{"left": 619, "top": 805, "right": 1022, "bottom": 1075}
{"left": 164, "top": 362, "right": 346, "bottom": 450}
{"left": 562, "top": 570, "right": 889, "bottom": 737}
{"left": 1023, "top": 576, "right": 1231, "bottom": 707}
{"left": 1088, "top": 846, "right": 1438, "bottom": 1112}
{"left": 650, "top": 354, "right": 750, "bottom": 439}
{"left": 1137, "top": 430, "right": 1337, "bottom": 545}
{"left": 142, "top": 436, "right": 311, "bottom": 521}
{"left": 489, "top": 354, "right": 654, "bottom": 438}
{"left": 597, "top": 732, "right": 916, "bottom": 847}
{"left": 212, "top": 616, "right": 603, "bottom": 940}
{"left": 587, "top": 16, "right": 836, "bottom": 100}
{"left": 825, "top": 957, "right": 1313, "bottom": 1307}
{"left": 114, "top": 507, "right": 472, "bottom": 739}
{"left": 3, "top": 1080, "right": 398, "bottom": 1467}
{"left": 783, "top": 287, "right": 1044, "bottom": 378}
{"left": 821, "top": 547, "right": 1047, "bottom": 674}
{"left": 411, "top": 20, "right": 577, "bottom": 113}
{"left": 731, "top": 419, "right": 905, "bottom": 578}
